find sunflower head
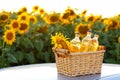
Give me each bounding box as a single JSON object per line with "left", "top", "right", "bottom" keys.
{"left": 79, "top": 9, "right": 87, "bottom": 17}
{"left": 20, "top": 7, "right": 28, "bottom": 13}
{"left": 0, "top": 12, "right": 10, "bottom": 22}
{"left": 85, "top": 14, "right": 96, "bottom": 22}
{"left": 65, "top": 8, "right": 76, "bottom": 20}
{"left": 17, "top": 11, "right": 23, "bottom": 15}
{"left": 10, "top": 20, "right": 20, "bottom": 31}
{"left": 18, "top": 13, "right": 28, "bottom": 21}
{"left": 61, "top": 12, "right": 70, "bottom": 20}
{"left": 45, "top": 13, "right": 59, "bottom": 24}
{"left": 39, "top": 8, "right": 46, "bottom": 15}
{"left": 3, "top": 29, "right": 16, "bottom": 45}
{"left": 60, "top": 12, "right": 70, "bottom": 24}
{"left": 36, "top": 26, "right": 48, "bottom": 33}
{"left": 75, "top": 23, "right": 89, "bottom": 37}
{"left": 32, "top": 5, "right": 39, "bottom": 12}
{"left": 51, "top": 33, "right": 71, "bottom": 49}
{"left": 105, "top": 19, "right": 119, "bottom": 32}
{"left": 29, "top": 15, "right": 37, "bottom": 24}
{"left": 18, "top": 21, "right": 29, "bottom": 34}
{"left": 95, "top": 15, "right": 102, "bottom": 22}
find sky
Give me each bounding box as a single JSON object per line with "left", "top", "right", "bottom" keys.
{"left": 0, "top": 0, "right": 120, "bottom": 18}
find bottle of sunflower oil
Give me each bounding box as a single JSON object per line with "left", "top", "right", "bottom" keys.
{"left": 71, "top": 32, "right": 81, "bottom": 52}
{"left": 79, "top": 30, "right": 92, "bottom": 52}
{"left": 85, "top": 34, "right": 99, "bottom": 52}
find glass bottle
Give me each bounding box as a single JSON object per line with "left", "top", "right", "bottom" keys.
{"left": 79, "top": 30, "right": 92, "bottom": 52}
{"left": 71, "top": 32, "right": 81, "bottom": 52}
{"left": 85, "top": 34, "right": 99, "bottom": 52}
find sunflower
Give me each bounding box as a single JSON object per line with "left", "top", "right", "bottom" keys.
{"left": 19, "top": 6, "right": 28, "bottom": 13}
{"left": 45, "top": 13, "right": 59, "bottom": 24}
{"left": 10, "top": 20, "right": 20, "bottom": 31}
{"left": 18, "top": 13, "right": 28, "bottom": 21}
{"left": 105, "top": 19, "right": 119, "bottom": 32}
{"left": 65, "top": 8, "right": 76, "bottom": 20}
{"left": 75, "top": 23, "right": 89, "bottom": 37}
{"left": 60, "top": 12, "right": 70, "bottom": 24}
{"left": 79, "top": 9, "right": 87, "bottom": 17}
{"left": 85, "top": 14, "right": 96, "bottom": 22}
{"left": 0, "top": 12, "right": 10, "bottom": 22}
{"left": 18, "top": 21, "right": 29, "bottom": 34}
{"left": 29, "top": 15, "right": 37, "bottom": 24}
{"left": 36, "top": 26, "right": 48, "bottom": 33}
{"left": 95, "top": 15, "right": 102, "bottom": 22}
{"left": 3, "top": 29, "right": 16, "bottom": 45}
{"left": 17, "top": 11, "right": 23, "bottom": 15}
{"left": 51, "top": 33, "right": 71, "bottom": 49}
{"left": 32, "top": 5, "right": 39, "bottom": 12}
{"left": 39, "top": 8, "right": 46, "bottom": 15}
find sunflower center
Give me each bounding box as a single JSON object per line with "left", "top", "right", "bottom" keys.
{"left": 78, "top": 25, "right": 89, "bottom": 34}
{"left": 88, "top": 16, "right": 94, "bottom": 21}
{"left": 12, "top": 22, "right": 19, "bottom": 28}
{"left": 22, "top": 8, "right": 27, "bottom": 12}
{"left": 21, "top": 16, "right": 26, "bottom": 20}
{"left": 20, "top": 23, "right": 28, "bottom": 30}
{"left": 0, "top": 15, "right": 8, "bottom": 21}
{"left": 62, "top": 13, "right": 69, "bottom": 19}
{"left": 60, "top": 40, "right": 68, "bottom": 49}
{"left": 40, "top": 9, "right": 44, "bottom": 14}
{"left": 6, "top": 32, "right": 13, "bottom": 40}
{"left": 112, "top": 21, "right": 118, "bottom": 27}
{"left": 30, "top": 18, "right": 35, "bottom": 22}
{"left": 34, "top": 6, "right": 39, "bottom": 11}
{"left": 17, "top": 11, "right": 22, "bottom": 15}
{"left": 50, "top": 15, "right": 59, "bottom": 22}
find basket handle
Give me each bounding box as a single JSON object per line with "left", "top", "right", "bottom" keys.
{"left": 52, "top": 48, "right": 70, "bottom": 57}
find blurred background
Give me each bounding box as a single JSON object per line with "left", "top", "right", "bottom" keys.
{"left": 0, "top": 0, "right": 120, "bottom": 68}
{"left": 0, "top": 0, "right": 120, "bottom": 18}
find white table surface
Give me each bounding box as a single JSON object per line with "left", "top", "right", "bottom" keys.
{"left": 0, "top": 63, "right": 120, "bottom": 80}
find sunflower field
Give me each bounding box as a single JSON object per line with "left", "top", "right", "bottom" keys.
{"left": 0, "top": 6, "right": 120, "bottom": 68}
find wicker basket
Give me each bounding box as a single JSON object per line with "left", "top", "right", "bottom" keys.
{"left": 53, "top": 48, "right": 105, "bottom": 77}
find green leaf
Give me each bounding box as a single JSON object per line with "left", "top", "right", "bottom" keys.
{"left": 10, "top": 13, "right": 18, "bottom": 19}
{"left": 2, "top": 48, "right": 10, "bottom": 52}
{"left": 14, "top": 51, "right": 24, "bottom": 62}
{"left": 104, "top": 58, "right": 116, "bottom": 64}
{"left": 23, "top": 38, "right": 34, "bottom": 49}
{"left": 25, "top": 52, "right": 35, "bottom": 64}
{"left": 34, "top": 39, "right": 43, "bottom": 52}
{"left": 6, "top": 53, "right": 18, "bottom": 63}
{"left": 43, "top": 52, "right": 50, "bottom": 63}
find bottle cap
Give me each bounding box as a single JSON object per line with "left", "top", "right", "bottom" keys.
{"left": 88, "top": 30, "right": 92, "bottom": 32}
{"left": 87, "top": 30, "right": 92, "bottom": 34}
{"left": 75, "top": 32, "right": 80, "bottom": 34}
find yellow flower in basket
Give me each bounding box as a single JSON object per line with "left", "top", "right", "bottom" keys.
{"left": 51, "top": 33, "right": 71, "bottom": 50}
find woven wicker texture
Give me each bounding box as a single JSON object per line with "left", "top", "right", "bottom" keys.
{"left": 54, "top": 48, "right": 105, "bottom": 77}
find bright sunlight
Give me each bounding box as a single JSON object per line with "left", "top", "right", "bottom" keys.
{"left": 0, "top": 0, "right": 120, "bottom": 18}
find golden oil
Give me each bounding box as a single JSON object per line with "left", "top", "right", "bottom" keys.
{"left": 85, "top": 34, "right": 99, "bottom": 52}
{"left": 79, "top": 30, "right": 92, "bottom": 52}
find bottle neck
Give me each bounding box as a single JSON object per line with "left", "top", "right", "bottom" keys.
{"left": 86, "top": 34, "right": 91, "bottom": 37}
{"left": 93, "top": 37, "right": 98, "bottom": 40}
{"left": 93, "top": 34, "right": 99, "bottom": 40}
{"left": 74, "top": 36, "right": 80, "bottom": 39}
{"left": 75, "top": 34, "right": 80, "bottom": 37}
